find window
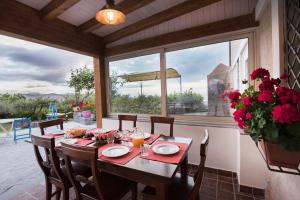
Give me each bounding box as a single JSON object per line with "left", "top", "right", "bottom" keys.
{"left": 166, "top": 39, "right": 249, "bottom": 117}
{"left": 107, "top": 36, "right": 251, "bottom": 121}
{"left": 108, "top": 53, "right": 161, "bottom": 114}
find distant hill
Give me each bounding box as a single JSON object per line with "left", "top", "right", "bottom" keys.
{"left": 22, "top": 92, "right": 68, "bottom": 101}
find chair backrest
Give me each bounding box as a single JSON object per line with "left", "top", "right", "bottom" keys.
{"left": 61, "top": 143, "right": 103, "bottom": 200}
{"left": 13, "top": 118, "right": 31, "bottom": 130}
{"left": 31, "top": 135, "right": 67, "bottom": 186}
{"left": 150, "top": 116, "right": 174, "bottom": 137}
{"left": 189, "top": 129, "right": 209, "bottom": 200}
{"left": 39, "top": 119, "right": 64, "bottom": 135}
{"left": 118, "top": 114, "right": 137, "bottom": 131}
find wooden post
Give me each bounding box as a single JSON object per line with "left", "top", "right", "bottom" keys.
{"left": 93, "top": 56, "right": 107, "bottom": 128}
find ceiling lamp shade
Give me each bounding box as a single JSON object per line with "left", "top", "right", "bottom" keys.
{"left": 95, "top": 0, "right": 126, "bottom": 25}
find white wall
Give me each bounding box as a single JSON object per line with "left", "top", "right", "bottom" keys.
{"left": 240, "top": 135, "right": 268, "bottom": 188}
{"left": 102, "top": 118, "right": 239, "bottom": 172}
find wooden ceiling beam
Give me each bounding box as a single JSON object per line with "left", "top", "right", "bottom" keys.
{"left": 105, "top": 13, "right": 259, "bottom": 57}
{"left": 0, "top": 0, "right": 103, "bottom": 56}
{"left": 78, "top": 0, "right": 155, "bottom": 33}
{"left": 104, "top": 0, "right": 221, "bottom": 44}
{"left": 41, "top": 0, "right": 80, "bottom": 20}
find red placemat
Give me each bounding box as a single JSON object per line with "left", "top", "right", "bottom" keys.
{"left": 144, "top": 134, "right": 160, "bottom": 145}
{"left": 141, "top": 141, "right": 188, "bottom": 164}
{"left": 44, "top": 132, "right": 64, "bottom": 138}
{"left": 75, "top": 138, "right": 93, "bottom": 146}
{"left": 98, "top": 144, "right": 140, "bottom": 165}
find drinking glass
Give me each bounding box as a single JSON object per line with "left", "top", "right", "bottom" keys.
{"left": 140, "top": 144, "right": 149, "bottom": 157}
{"left": 107, "top": 136, "right": 114, "bottom": 147}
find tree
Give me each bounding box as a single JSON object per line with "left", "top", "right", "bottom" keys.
{"left": 110, "top": 71, "right": 125, "bottom": 99}
{"left": 67, "top": 66, "right": 94, "bottom": 105}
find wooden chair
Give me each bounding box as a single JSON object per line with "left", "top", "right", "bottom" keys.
{"left": 118, "top": 114, "right": 137, "bottom": 131}
{"left": 61, "top": 142, "right": 138, "bottom": 200}
{"left": 150, "top": 116, "right": 174, "bottom": 137}
{"left": 31, "top": 135, "right": 70, "bottom": 200}
{"left": 39, "top": 118, "right": 63, "bottom": 135}
{"left": 142, "top": 129, "right": 209, "bottom": 200}
{"left": 13, "top": 117, "right": 31, "bottom": 143}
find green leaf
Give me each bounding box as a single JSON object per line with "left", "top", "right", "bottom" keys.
{"left": 258, "top": 118, "right": 266, "bottom": 129}
{"left": 287, "top": 122, "right": 300, "bottom": 137}
{"left": 264, "top": 123, "right": 279, "bottom": 139}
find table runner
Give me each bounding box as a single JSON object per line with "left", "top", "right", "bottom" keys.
{"left": 141, "top": 141, "right": 188, "bottom": 164}
{"left": 98, "top": 144, "right": 140, "bottom": 165}
{"left": 75, "top": 138, "right": 93, "bottom": 146}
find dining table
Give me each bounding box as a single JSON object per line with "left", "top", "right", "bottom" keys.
{"left": 28, "top": 130, "right": 193, "bottom": 200}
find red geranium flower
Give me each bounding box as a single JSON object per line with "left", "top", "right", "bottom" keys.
{"left": 231, "top": 101, "right": 237, "bottom": 108}
{"left": 271, "top": 78, "right": 281, "bottom": 86}
{"left": 279, "top": 96, "right": 291, "bottom": 104}
{"left": 272, "top": 104, "right": 300, "bottom": 124}
{"left": 258, "top": 77, "right": 275, "bottom": 92}
{"left": 246, "top": 112, "right": 252, "bottom": 120}
{"left": 276, "top": 86, "right": 287, "bottom": 96}
{"left": 250, "top": 68, "right": 270, "bottom": 80}
{"left": 228, "top": 90, "right": 241, "bottom": 102}
{"left": 258, "top": 91, "right": 273, "bottom": 102}
{"left": 241, "top": 97, "right": 251, "bottom": 107}
{"left": 280, "top": 73, "right": 289, "bottom": 79}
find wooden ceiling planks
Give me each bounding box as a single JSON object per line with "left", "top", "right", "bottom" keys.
{"left": 103, "top": 0, "right": 221, "bottom": 43}
{"left": 0, "top": 0, "right": 103, "bottom": 56}
{"left": 105, "top": 13, "right": 259, "bottom": 56}
{"left": 78, "top": 0, "right": 155, "bottom": 33}
{"left": 41, "top": 0, "right": 80, "bottom": 20}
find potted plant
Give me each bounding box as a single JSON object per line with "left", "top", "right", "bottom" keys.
{"left": 224, "top": 68, "right": 300, "bottom": 169}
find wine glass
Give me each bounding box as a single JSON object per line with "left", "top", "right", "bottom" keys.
{"left": 107, "top": 135, "right": 114, "bottom": 147}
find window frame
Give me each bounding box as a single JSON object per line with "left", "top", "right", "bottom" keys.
{"left": 105, "top": 29, "right": 257, "bottom": 126}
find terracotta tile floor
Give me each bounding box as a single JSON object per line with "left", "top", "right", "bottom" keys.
{"left": 9, "top": 166, "right": 265, "bottom": 200}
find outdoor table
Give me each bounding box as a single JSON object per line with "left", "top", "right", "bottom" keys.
{"left": 28, "top": 134, "right": 192, "bottom": 200}
{"left": 0, "top": 118, "right": 21, "bottom": 140}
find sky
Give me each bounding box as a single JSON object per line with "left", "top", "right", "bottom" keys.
{"left": 0, "top": 34, "right": 93, "bottom": 94}
{"left": 0, "top": 33, "right": 231, "bottom": 100}
{"left": 110, "top": 42, "right": 230, "bottom": 102}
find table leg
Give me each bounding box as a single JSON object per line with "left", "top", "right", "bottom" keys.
{"left": 181, "top": 155, "right": 188, "bottom": 176}
{"left": 8, "top": 122, "right": 13, "bottom": 137}
{"left": 156, "top": 183, "right": 169, "bottom": 200}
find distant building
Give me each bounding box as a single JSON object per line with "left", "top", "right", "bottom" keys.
{"left": 207, "top": 63, "right": 232, "bottom": 116}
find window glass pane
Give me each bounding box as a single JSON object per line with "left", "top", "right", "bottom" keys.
{"left": 109, "top": 53, "right": 161, "bottom": 114}
{"left": 166, "top": 38, "right": 249, "bottom": 117}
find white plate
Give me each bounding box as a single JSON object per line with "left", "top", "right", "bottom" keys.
{"left": 130, "top": 132, "right": 151, "bottom": 139}
{"left": 152, "top": 144, "right": 180, "bottom": 155}
{"left": 102, "top": 146, "right": 130, "bottom": 158}
{"left": 63, "top": 139, "right": 77, "bottom": 145}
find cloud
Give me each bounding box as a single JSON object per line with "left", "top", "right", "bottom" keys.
{"left": 25, "top": 83, "right": 48, "bottom": 88}
{"left": 0, "top": 34, "right": 93, "bottom": 94}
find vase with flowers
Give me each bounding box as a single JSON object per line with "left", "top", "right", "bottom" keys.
{"left": 224, "top": 68, "right": 300, "bottom": 169}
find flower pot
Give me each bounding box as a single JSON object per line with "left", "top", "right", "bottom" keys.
{"left": 260, "top": 139, "right": 300, "bottom": 169}
{"left": 82, "top": 110, "right": 92, "bottom": 118}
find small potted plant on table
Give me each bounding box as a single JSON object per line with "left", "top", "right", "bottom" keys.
{"left": 224, "top": 68, "right": 300, "bottom": 170}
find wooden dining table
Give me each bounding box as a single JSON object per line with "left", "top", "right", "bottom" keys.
{"left": 97, "top": 135, "right": 192, "bottom": 200}
{"left": 28, "top": 133, "right": 193, "bottom": 200}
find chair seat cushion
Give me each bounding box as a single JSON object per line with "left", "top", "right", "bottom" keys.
{"left": 142, "top": 173, "right": 195, "bottom": 200}
{"left": 82, "top": 172, "right": 135, "bottom": 200}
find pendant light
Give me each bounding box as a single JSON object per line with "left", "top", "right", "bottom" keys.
{"left": 95, "top": 0, "right": 126, "bottom": 25}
